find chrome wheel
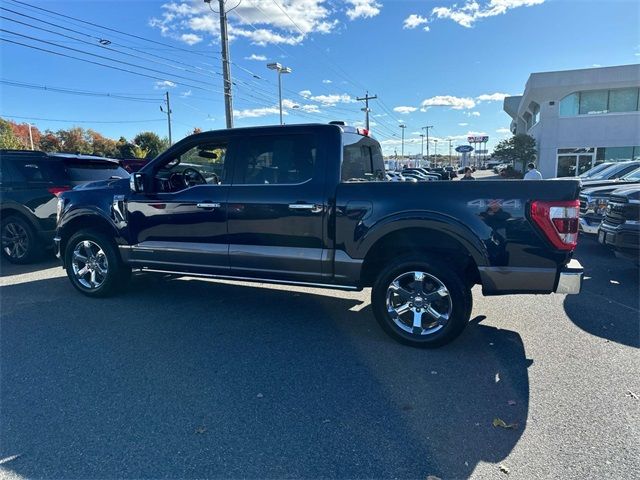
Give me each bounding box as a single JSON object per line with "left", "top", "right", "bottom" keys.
{"left": 2, "top": 222, "right": 29, "bottom": 260}
{"left": 385, "top": 271, "right": 452, "bottom": 336}
{"left": 71, "top": 240, "right": 109, "bottom": 289}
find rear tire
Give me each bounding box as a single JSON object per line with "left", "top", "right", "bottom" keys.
{"left": 64, "top": 229, "right": 129, "bottom": 297}
{"left": 1, "top": 215, "right": 41, "bottom": 264}
{"left": 371, "top": 254, "right": 472, "bottom": 348}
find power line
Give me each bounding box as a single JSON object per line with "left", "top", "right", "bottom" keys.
{"left": 0, "top": 35, "right": 223, "bottom": 94}
{"left": 0, "top": 79, "right": 163, "bottom": 102}
{"left": 2, "top": 114, "right": 166, "bottom": 124}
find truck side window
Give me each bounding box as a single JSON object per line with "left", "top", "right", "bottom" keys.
{"left": 342, "top": 134, "right": 385, "bottom": 182}
{"left": 236, "top": 134, "right": 316, "bottom": 185}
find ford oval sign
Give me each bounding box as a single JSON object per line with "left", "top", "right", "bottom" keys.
{"left": 455, "top": 145, "right": 474, "bottom": 153}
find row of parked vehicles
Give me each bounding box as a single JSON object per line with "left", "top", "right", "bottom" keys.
{"left": 386, "top": 166, "right": 458, "bottom": 182}
{"left": 575, "top": 160, "right": 640, "bottom": 264}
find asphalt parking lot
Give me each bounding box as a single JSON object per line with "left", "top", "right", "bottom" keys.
{"left": 1, "top": 236, "right": 638, "bottom": 479}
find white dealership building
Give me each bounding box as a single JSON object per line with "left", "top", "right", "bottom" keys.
{"left": 503, "top": 64, "right": 640, "bottom": 178}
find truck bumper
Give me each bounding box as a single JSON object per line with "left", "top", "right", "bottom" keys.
{"left": 598, "top": 222, "right": 640, "bottom": 261}
{"left": 479, "top": 259, "right": 583, "bottom": 295}
{"left": 579, "top": 216, "right": 600, "bottom": 235}
{"left": 555, "top": 259, "right": 583, "bottom": 294}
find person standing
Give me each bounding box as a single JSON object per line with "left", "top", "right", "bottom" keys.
{"left": 524, "top": 162, "right": 543, "bottom": 180}
{"left": 460, "top": 167, "right": 475, "bottom": 180}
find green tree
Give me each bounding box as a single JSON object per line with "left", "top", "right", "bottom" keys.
{"left": 39, "top": 130, "right": 62, "bottom": 152}
{"left": 492, "top": 134, "right": 537, "bottom": 173}
{"left": 0, "top": 118, "right": 23, "bottom": 149}
{"left": 133, "top": 131, "right": 168, "bottom": 159}
{"left": 130, "top": 144, "right": 149, "bottom": 159}
{"left": 57, "top": 127, "right": 92, "bottom": 154}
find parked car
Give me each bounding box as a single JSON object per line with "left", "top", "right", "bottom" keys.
{"left": 402, "top": 170, "right": 439, "bottom": 182}
{"left": 55, "top": 124, "right": 583, "bottom": 348}
{"left": 578, "top": 168, "right": 640, "bottom": 234}
{"left": 386, "top": 172, "right": 416, "bottom": 183}
{"left": 580, "top": 161, "right": 640, "bottom": 188}
{"left": 429, "top": 167, "right": 453, "bottom": 180}
{"left": 598, "top": 185, "right": 640, "bottom": 264}
{"left": 444, "top": 166, "right": 458, "bottom": 179}
{"left": 0, "top": 149, "right": 129, "bottom": 263}
{"left": 402, "top": 168, "right": 441, "bottom": 180}
{"left": 578, "top": 162, "right": 614, "bottom": 180}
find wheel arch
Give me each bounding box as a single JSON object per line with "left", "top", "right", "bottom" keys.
{"left": 359, "top": 221, "right": 487, "bottom": 288}
{"left": 58, "top": 209, "right": 121, "bottom": 267}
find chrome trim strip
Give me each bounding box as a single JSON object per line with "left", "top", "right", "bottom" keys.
{"left": 136, "top": 268, "right": 359, "bottom": 291}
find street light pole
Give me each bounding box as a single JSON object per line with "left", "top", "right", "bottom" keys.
{"left": 433, "top": 139, "right": 438, "bottom": 161}
{"left": 422, "top": 125, "right": 433, "bottom": 164}
{"left": 399, "top": 124, "right": 406, "bottom": 158}
{"left": 420, "top": 134, "right": 425, "bottom": 158}
{"left": 447, "top": 138, "right": 453, "bottom": 166}
{"left": 267, "top": 62, "right": 292, "bottom": 125}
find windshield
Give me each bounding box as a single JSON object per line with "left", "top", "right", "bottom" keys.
{"left": 588, "top": 163, "right": 623, "bottom": 180}
{"left": 64, "top": 161, "right": 129, "bottom": 183}
{"left": 579, "top": 163, "right": 612, "bottom": 178}
{"left": 621, "top": 167, "right": 640, "bottom": 181}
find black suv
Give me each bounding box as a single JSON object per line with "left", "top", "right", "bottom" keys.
{"left": 1, "top": 150, "right": 129, "bottom": 263}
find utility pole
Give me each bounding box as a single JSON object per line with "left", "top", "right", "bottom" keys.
{"left": 420, "top": 134, "right": 425, "bottom": 158}
{"left": 422, "top": 125, "right": 433, "bottom": 164}
{"left": 161, "top": 91, "right": 173, "bottom": 145}
{"left": 447, "top": 138, "right": 453, "bottom": 166}
{"left": 399, "top": 124, "right": 406, "bottom": 158}
{"left": 205, "top": 0, "right": 234, "bottom": 128}
{"left": 433, "top": 139, "right": 438, "bottom": 161}
{"left": 27, "top": 123, "right": 34, "bottom": 150}
{"left": 356, "top": 91, "right": 377, "bottom": 130}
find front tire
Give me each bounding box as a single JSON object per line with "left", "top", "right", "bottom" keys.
{"left": 64, "top": 229, "right": 129, "bottom": 297}
{"left": 371, "top": 255, "right": 472, "bottom": 348}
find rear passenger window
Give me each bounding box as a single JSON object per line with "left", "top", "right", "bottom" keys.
{"left": 236, "top": 134, "right": 316, "bottom": 185}
{"left": 13, "top": 161, "right": 48, "bottom": 182}
{"left": 342, "top": 134, "right": 385, "bottom": 182}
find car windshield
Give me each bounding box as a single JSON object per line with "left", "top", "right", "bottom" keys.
{"left": 579, "top": 163, "right": 612, "bottom": 178}
{"left": 588, "top": 163, "right": 624, "bottom": 180}
{"left": 621, "top": 167, "right": 640, "bottom": 181}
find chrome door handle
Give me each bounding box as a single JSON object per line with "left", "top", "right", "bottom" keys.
{"left": 288, "top": 203, "right": 323, "bottom": 213}
{"left": 196, "top": 202, "right": 221, "bottom": 209}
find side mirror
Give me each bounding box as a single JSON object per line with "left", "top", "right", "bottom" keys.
{"left": 130, "top": 172, "right": 145, "bottom": 193}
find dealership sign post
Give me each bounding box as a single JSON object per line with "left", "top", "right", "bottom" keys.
{"left": 467, "top": 135, "right": 489, "bottom": 165}
{"left": 455, "top": 145, "right": 474, "bottom": 167}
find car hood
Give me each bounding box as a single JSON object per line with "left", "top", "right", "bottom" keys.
{"left": 580, "top": 178, "right": 639, "bottom": 189}
{"left": 581, "top": 184, "right": 628, "bottom": 196}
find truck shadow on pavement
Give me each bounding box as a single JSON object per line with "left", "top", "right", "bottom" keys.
{"left": 1, "top": 273, "right": 530, "bottom": 479}
{"left": 564, "top": 237, "right": 639, "bottom": 348}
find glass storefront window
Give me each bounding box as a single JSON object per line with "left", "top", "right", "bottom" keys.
{"left": 579, "top": 90, "right": 609, "bottom": 115}
{"left": 559, "top": 93, "right": 579, "bottom": 116}
{"left": 609, "top": 88, "right": 639, "bottom": 112}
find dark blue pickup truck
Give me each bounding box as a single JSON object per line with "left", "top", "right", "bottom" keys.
{"left": 55, "top": 124, "right": 583, "bottom": 347}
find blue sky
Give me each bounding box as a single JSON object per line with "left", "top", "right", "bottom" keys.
{"left": 0, "top": 0, "right": 638, "bottom": 154}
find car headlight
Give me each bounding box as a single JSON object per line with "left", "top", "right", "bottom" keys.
{"left": 56, "top": 197, "right": 64, "bottom": 224}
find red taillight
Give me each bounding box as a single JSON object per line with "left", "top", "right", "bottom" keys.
{"left": 357, "top": 127, "right": 370, "bottom": 137}
{"left": 48, "top": 186, "right": 71, "bottom": 197}
{"left": 530, "top": 200, "right": 580, "bottom": 250}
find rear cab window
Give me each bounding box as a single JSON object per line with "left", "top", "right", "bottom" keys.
{"left": 341, "top": 132, "right": 385, "bottom": 182}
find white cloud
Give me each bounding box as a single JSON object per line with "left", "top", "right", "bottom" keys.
{"left": 154, "top": 80, "right": 176, "bottom": 89}
{"left": 476, "top": 92, "right": 510, "bottom": 102}
{"left": 322, "top": 79, "right": 333, "bottom": 84}
{"left": 180, "top": 90, "right": 192, "bottom": 98}
{"left": 496, "top": 127, "right": 511, "bottom": 134}
{"left": 421, "top": 95, "right": 476, "bottom": 110}
{"left": 151, "top": 0, "right": 377, "bottom": 47}
{"left": 464, "top": 111, "right": 481, "bottom": 117}
{"left": 393, "top": 106, "right": 418, "bottom": 114}
{"left": 234, "top": 106, "right": 282, "bottom": 119}
{"left": 309, "top": 93, "right": 356, "bottom": 105}
{"left": 431, "top": 0, "right": 545, "bottom": 28}
{"left": 403, "top": 14, "right": 429, "bottom": 30}
{"left": 245, "top": 53, "right": 267, "bottom": 61}
{"left": 180, "top": 33, "right": 202, "bottom": 45}
{"left": 346, "top": 0, "right": 382, "bottom": 20}
{"left": 299, "top": 90, "right": 312, "bottom": 98}
{"left": 591, "top": 64, "right": 602, "bottom": 67}
{"left": 458, "top": 122, "right": 469, "bottom": 126}
{"left": 373, "top": 113, "right": 387, "bottom": 118}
